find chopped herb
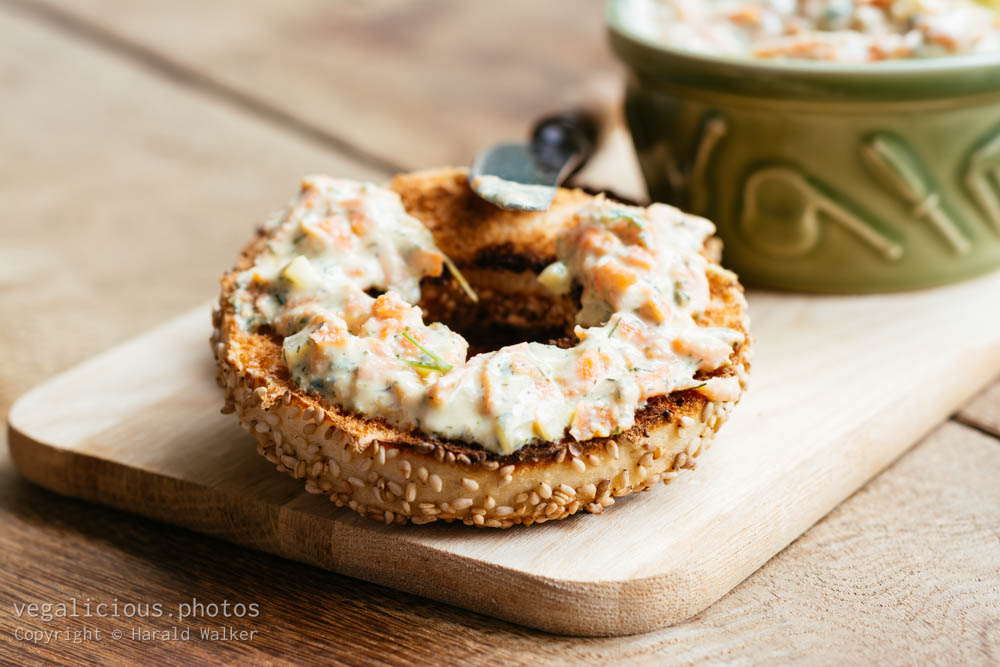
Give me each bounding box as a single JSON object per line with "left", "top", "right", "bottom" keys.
{"left": 400, "top": 330, "right": 453, "bottom": 373}
{"left": 611, "top": 426, "right": 623, "bottom": 436}
{"left": 673, "top": 280, "right": 690, "bottom": 306}
{"left": 608, "top": 318, "right": 621, "bottom": 338}
{"left": 442, "top": 254, "right": 479, "bottom": 303}
{"left": 274, "top": 291, "right": 286, "bottom": 306}
{"left": 309, "top": 378, "right": 326, "bottom": 392}
{"left": 691, "top": 382, "right": 707, "bottom": 390}
{"left": 606, "top": 208, "right": 646, "bottom": 229}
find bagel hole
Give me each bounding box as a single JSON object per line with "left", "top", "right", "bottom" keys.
{"left": 418, "top": 271, "right": 580, "bottom": 356}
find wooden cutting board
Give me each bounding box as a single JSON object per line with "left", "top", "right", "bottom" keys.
{"left": 9, "top": 269, "right": 1000, "bottom": 636}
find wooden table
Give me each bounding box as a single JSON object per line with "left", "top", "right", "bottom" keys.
{"left": 1, "top": 1, "right": 998, "bottom": 663}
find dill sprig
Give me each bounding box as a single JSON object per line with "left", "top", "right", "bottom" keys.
{"left": 608, "top": 318, "right": 621, "bottom": 338}
{"left": 401, "top": 330, "right": 453, "bottom": 374}
{"left": 442, "top": 254, "right": 479, "bottom": 303}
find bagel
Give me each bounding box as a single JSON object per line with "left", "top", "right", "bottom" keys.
{"left": 212, "top": 168, "right": 750, "bottom": 528}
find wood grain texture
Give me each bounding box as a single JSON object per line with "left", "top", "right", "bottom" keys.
{"left": 2, "top": 0, "right": 1000, "bottom": 661}
{"left": 10, "top": 266, "right": 1000, "bottom": 636}
{"left": 0, "top": 5, "right": 383, "bottom": 417}
{"left": 5, "top": 413, "right": 999, "bottom": 664}
{"left": 11, "top": 0, "right": 613, "bottom": 172}
{"left": 958, "top": 377, "right": 1000, "bottom": 438}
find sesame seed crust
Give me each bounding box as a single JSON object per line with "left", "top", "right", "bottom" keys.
{"left": 212, "top": 168, "right": 751, "bottom": 528}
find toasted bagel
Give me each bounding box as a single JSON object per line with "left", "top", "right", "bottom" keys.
{"left": 212, "top": 168, "right": 750, "bottom": 528}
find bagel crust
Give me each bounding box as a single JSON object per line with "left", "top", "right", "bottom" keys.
{"left": 212, "top": 168, "right": 751, "bottom": 528}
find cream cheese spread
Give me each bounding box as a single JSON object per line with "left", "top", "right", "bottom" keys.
{"left": 230, "top": 177, "right": 744, "bottom": 455}
{"left": 623, "top": 0, "right": 1000, "bottom": 62}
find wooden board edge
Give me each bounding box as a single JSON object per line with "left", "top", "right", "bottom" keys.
{"left": 6, "top": 418, "right": 721, "bottom": 637}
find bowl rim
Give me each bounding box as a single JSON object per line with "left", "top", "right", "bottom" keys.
{"left": 606, "top": 0, "right": 1000, "bottom": 79}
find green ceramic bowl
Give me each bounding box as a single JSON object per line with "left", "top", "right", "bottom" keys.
{"left": 607, "top": 0, "right": 1000, "bottom": 292}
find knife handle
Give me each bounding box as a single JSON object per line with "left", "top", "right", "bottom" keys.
{"left": 530, "top": 109, "right": 599, "bottom": 182}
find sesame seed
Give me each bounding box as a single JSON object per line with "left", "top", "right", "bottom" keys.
{"left": 387, "top": 481, "right": 403, "bottom": 497}
{"left": 639, "top": 452, "right": 653, "bottom": 468}
{"left": 348, "top": 476, "right": 364, "bottom": 488}
{"left": 254, "top": 422, "right": 270, "bottom": 433}
{"left": 472, "top": 514, "right": 485, "bottom": 526}
{"left": 453, "top": 498, "right": 474, "bottom": 510}
{"left": 557, "top": 484, "right": 576, "bottom": 497}
{"left": 568, "top": 443, "right": 582, "bottom": 457}
{"left": 417, "top": 466, "right": 429, "bottom": 483}
{"left": 377, "top": 447, "right": 386, "bottom": 466}
{"left": 571, "top": 457, "right": 586, "bottom": 473}
{"left": 607, "top": 441, "right": 619, "bottom": 459}
{"left": 482, "top": 460, "right": 499, "bottom": 471}
{"left": 498, "top": 464, "right": 515, "bottom": 477}
{"left": 304, "top": 481, "right": 322, "bottom": 494}
{"left": 499, "top": 475, "right": 513, "bottom": 487}
{"left": 484, "top": 495, "right": 496, "bottom": 509}
{"left": 429, "top": 474, "right": 443, "bottom": 493}
{"left": 328, "top": 460, "right": 341, "bottom": 476}
{"left": 588, "top": 454, "right": 601, "bottom": 467}
{"left": 406, "top": 482, "right": 417, "bottom": 503}
{"left": 461, "top": 478, "right": 479, "bottom": 491}
{"left": 280, "top": 455, "right": 297, "bottom": 469}
{"left": 495, "top": 506, "right": 514, "bottom": 516}
{"left": 514, "top": 492, "right": 529, "bottom": 504}
{"left": 400, "top": 460, "right": 412, "bottom": 479}
{"left": 538, "top": 482, "right": 553, "bottom": 499}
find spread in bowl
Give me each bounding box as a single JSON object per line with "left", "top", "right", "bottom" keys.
{"left": 623, "top": 0, "right": 1000, "bottom": 62}
{"left": 609, "top": 0, "right": 1000, "bottom": 292}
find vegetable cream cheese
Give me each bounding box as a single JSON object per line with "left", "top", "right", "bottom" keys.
{"left": 230, "top": 177, "right": 744, "bottom": 455}
{"left": 623, "top": 0, "right": 1000, "bottom": 62}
